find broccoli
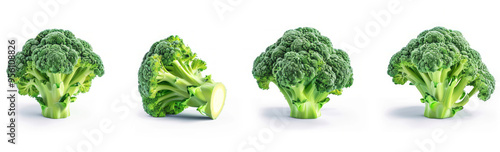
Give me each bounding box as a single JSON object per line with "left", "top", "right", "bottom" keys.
{"left": 388, "top": 27, "right": 495, "bottom": 119}
{"left": 7, "top": 29, "right": 104, "bottom": 119}
{"left": 138, "top": 36, "right": 226, "bottom": 119}
{"left": 252, "top": 27, "right": 354, "bottom": 119}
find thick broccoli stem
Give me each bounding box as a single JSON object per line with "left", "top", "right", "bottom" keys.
{"left": 29, "top": 65, "right": 93, "bottom": 119}
{"left": 408, "top": 60, "right": 479, "bottom": 118}
{"left": 424, "top": 102, "right": 454, "bottom": 119}
{"left": 290, "top": 101, "right": 323, "bottom": 119}
{"left": 152, "top": 66, "right": 226, "bottom": 119}
{"left": 35, "top": 73, "right": 71, "bottom": 119}
{"left": 186, "top": 82, "right": 226, "bottom": 119}
{"left": 400, "top": 63, "right": 474, "bottom": 118}
{"left": 276, "top": 82, "right": 329, "bottom": 119}
{"left": 420, "top": 73, "right": 459, "bottom": 118}
{"left": 434, "top": 78, "right": 459, "bottom": 118}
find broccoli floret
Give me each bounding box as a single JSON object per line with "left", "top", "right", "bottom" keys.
{"left": 388, "top": 27, "right": 495, "bottom": 119}
{"left": 252, "top": 27, "right": 354, "bottom": 119}
{"left": 138, "top": 36, "right": 226, "bottom": 119}
{"left": 7, "top": 29, "right": 104, "bottom": 119}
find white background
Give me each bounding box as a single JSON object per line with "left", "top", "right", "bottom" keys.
{"left": 1, "top": 0, "right": 499, "bottom": 152}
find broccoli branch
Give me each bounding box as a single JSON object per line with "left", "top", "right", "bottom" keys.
{"left": 276, "top": 81, "right": 330, "bottom": 119}
{"left": 168, "top": 60, "right": 202, "bottom": 85}
{"left": 454, "top": 86, "right": 479, "bottom": 107}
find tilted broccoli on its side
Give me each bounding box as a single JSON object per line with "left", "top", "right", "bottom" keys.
{"left": 388, "top": 27, "right": 495, "bottom": 119}
{"left": 138, "top": 36, "right": 226, "bottom": 119}
{"left": 7, "top": 29, "right": 104, "bottom": 119}
{"left": 252, "top": 27, "right": 354, "bottom": 119}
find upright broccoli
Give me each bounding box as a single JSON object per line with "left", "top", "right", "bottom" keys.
{"left": 388, "top": 27, "right": 495, "bottom": 119}
{"left": 252, "top": 27, "right": 354, "bottom": 119}
{"left": 138, "top": 36, "right": 226, "bottom": 119}
{"left": 7, "top": 29, "right": 104, "bottom": 119}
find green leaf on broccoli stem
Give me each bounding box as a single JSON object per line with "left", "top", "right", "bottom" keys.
{"left": 459, "top": 91, "right": 466, "bottom": 100}
{"left": 71, "top": 82, "right": 81, "bottom": 87}
{"left": 187, "top": 86, "right": 198, "bottom": 97}
{"left": 318, "top": 98, "right": 330, "bottom": 109}
{"left": 58, "top": 94, "right": 70, "bottom": 103}
{"left": 421, "top": 93, "right": 438, "bottom": 109}
{"left": 204, "top": 75, "right": 212, "bottom": 82}
{"left": 452, "top": 106, "right": 463, "bottom": 114}
{"left": 35, "top": 97, "right": 46, "bottom": 107}
{"left": 196, "top": 103, "right": 208, "bottom": 116}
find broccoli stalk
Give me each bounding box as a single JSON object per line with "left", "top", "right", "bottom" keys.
{"left": 388, "top": 27, "right": 495, "bottom": 119}
{"left": 139, "top": 36, "right": 226, "bottom": 119}
{"left": 34, "top": 67, "right": 94, "bottom": 118}
{"left": 276, "top": 82, "right": 329, "bottom": 119}
{"left": 401, "top": 61, "right": 474, "bottom": 118}
{"left": 7, "top": 29, "right": 104, "bottom": 119}
{"left": 187, "top": 82, "right": 226, "bottom": 118}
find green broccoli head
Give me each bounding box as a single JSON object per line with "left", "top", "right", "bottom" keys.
{"left": 387, "top": 26, "right": 495, "bottom": 118}
{"left": 138, "top": 54, "right": 166, "bottom": 99}
{"left": 138, "top": 36, "right": 226, "bottom": 119}
{"left": 7, "top": 29, "right": 104, "bottom": 119}
{"left": 252, "top": 27, "right": 353, "bottom": 119}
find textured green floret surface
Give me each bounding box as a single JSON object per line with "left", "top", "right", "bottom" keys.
{"left": 252, "top": 27, "right": 353, "bottom": 119}
{"left": 387, "top": 27, "right": 495, "bottom": 119}
{"left": 138, "top": 36, "right": 226, "bottom": 119}
{"left": 7, "top": 29, "right": 104, "bottom": 119}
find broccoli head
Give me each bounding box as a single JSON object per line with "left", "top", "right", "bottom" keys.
{"left": 138, "top": 36, "right": 226, "bottom": 119}
{"left": 7, "top": 29, "right": 104, "bottom": 119}
{"left": 252, "top": 27, "right": 354, "bottom": 119}
{"left": 388, "top": 27, "right": 495, "bottom": 118}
